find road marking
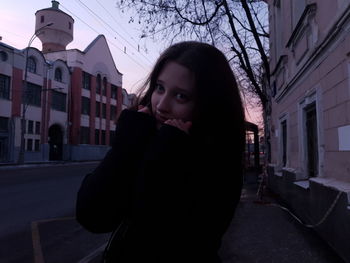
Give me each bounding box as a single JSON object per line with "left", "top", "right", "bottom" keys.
{"left": 31, "top": 217, "right": 75, "bottom": 263}
{"left": 31, "top": 221, "right": 45, "bottom": 263}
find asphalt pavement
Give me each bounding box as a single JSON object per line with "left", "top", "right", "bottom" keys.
{"left": 77, "top": 169, "right": 347, "bottom": 263}
{"left": 1, "top": 163, "right": 346, "bottom": 263}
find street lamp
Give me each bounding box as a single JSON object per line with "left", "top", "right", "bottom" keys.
{"left": 17, "top": 22, "right": 53, "bottom": 164}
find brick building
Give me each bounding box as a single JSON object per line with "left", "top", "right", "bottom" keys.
{"left": 0, "top": 1, "right": 131, "bottom": 163}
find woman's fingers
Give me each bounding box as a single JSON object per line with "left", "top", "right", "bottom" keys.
{"left": 138, "top": 105, "right": 151, "bottom": 115}
{"left": 164, "top": 119, "right": 192, "bottom": 134}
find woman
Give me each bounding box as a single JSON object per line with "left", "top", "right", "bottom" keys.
{"left": 76, "top": 41, "right": 245, "bottom": 262}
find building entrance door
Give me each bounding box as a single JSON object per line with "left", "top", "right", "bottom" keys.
{"left": 48, "top": 124, "right": 63, "bottom": 161}
{"left": 0, "top": 137, "right": 7, "bottom": 162}
{"left": 305, "top": 103, "right": 318, "bottom": 177}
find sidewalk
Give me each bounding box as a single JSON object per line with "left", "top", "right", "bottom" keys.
{"left": 219, "top": 171, "right": 346, "bottom": 263}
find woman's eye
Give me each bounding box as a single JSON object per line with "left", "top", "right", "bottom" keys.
{"left": 155, "top": 84, "right": 165, "bottom": 93}
{"left": 176, "top": 93, "right": 188, "bottom": 102}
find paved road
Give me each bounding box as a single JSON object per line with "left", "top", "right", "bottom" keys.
{"left": 0, "top": 164, "right": 346, "bottom": 263}
{"left": 0, "top": 162, "right": 109, "bottom": 263}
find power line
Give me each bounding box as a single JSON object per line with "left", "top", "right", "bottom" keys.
{"left": 59, "top": 3, "right": 149, "bottom": 71}
{"left": 94, "top": 0, "right": 143, "bottom": 49}
{"left": 74, "top": 0, "right": 117, "bottom": 39}
{"left": 76, "top": 0, "right": 154, "bottom": 66}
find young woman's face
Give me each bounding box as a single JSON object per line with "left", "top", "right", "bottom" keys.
{"left": 151, "top": 61, "right": 196, "bottom": 127}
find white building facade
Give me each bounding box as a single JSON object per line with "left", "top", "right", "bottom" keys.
{"left": 267, "top": 0, "right": 350, "bottom": 261}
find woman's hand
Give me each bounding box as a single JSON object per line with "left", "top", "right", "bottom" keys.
{"left": 138, "top": 105, "right": 152, "bottom": 115}
{"left": 164, "top": 119, "right": 192, "bottom": 134}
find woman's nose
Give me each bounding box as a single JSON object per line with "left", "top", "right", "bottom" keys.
{"left": 157, "top": 95, "right": 170, "bottom": 113}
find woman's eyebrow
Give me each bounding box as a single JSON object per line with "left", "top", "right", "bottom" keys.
{"left": 156, "top": 79, "right": 165, "bottom": 84}
{"left": 156, "top": 79, "right": 193, "bottom": 94}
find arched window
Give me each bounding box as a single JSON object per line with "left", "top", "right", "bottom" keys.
{"left": 27, "top": 56, "right": 37, "bottom": 73}
{"left": 0, "top": 51, "right": 8, "bottom": 62}
{"left": 54, "top": 68, "right": 62, "bottom": 82}
{"left": 96, "top": 74, "right": 101, "bottom": 94}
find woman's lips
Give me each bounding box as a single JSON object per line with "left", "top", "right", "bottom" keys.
{"left": 155, "top": 113, "right": 168, "bottom": 123}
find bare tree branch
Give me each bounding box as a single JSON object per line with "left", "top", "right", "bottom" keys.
{"left": 240, "top": 0, "right": 270, "bottom": 89}
{"left": 172, "top": 1, "right": 223, "bottom": 26}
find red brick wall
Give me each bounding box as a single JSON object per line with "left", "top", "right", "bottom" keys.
{"left": 89, "top": 75, "right": 96, "bottom": 145}
{"left": 70, "top": 67, "right": 82, "bottom": 145}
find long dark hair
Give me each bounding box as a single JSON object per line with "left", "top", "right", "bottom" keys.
{"left": 137, "top": 41, "right": 245, "bottom": 154}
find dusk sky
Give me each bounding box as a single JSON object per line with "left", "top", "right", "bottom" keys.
{"left": 0, "top": 0, "right": 262, "bottom": 124}
{"left": 0, "top": 0, "right": 166, "bottom": 94}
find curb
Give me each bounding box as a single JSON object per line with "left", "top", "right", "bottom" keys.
{"left": 0, "top": 160, "right": 100, "bottom": 170}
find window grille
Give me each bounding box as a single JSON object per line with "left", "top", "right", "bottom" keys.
{"left": 27, "top": 57, "right": 37, "bottom": 73}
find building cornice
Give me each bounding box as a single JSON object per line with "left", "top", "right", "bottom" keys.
{"left": 276, "top": 3, "right": 350, "bottom": 103}
{"left": 271, "top": 55, "right": 288, "bottom": 76}
{"left": 286, "top": 4, "right": 317, "bottom": 48}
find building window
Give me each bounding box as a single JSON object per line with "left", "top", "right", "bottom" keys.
{"left": 102, "top": 77, "right": 107, "bottom": 96}
{"left": 35, "top": 121, "right": 41, "bottom": 135}
{"left": 95, "top": 129, "right": 100, "bottom": 145}
{"left": 27, "top": 139, "right": 33, "bottom": 151}
{"left": 54, "top": 68, "right": 63, "bottom": 82}
{"left": 101, "top": 130, "right": 106, "bottom": 145}
{"left": 305, "top": 103, "right": 318, "bottom": 177}
{"left": 69, "top": 22, "right": 72, "bottom": 30}
{"left": 27, "top": 56, "right": 37, "bottom": 74}
{"left": 80, "top": 126, "right": 90, "bottom": 144}
{"left": 0, "top": 51, "right": 8, "bottom": 62}
{"left": 28, "top": 120, "right": 34, "bottom": 134}
{"left": 81, "top": 97, "right": 90, "bottom": 115}
{"left": 281, "top": 120, "right": 287, "bottom": 167}
{"left": 96, "top": 101, "right": 100, "bottom": 117}
{"left": 96, "top": 74, "right": 101, "bottom": 94}
{"left": 110, "top": 105, "right": 116, "bottom": 121}
{"left": 34, "top": 139, "right": 40, "bottom": 151}
{"left": 274, "top": 0, "right": 283, "bottom": 59}
{"left": 0, "top": 117, "right": 9, "bottom": 132}
{"left": 41, "top": 15, "right": 45, "bottom": 23}
{"left": 25, "top": 83, "right": 41, "bottom": 106}
{"left": 102, "top": 103, "right": 106, "bottom": 119}
{"left": 111, "top": 85, "right": 118, "bottom": 99}
{"left": 0, "top": 74, "right": 10, "bottom": 100}
{"left": 51, "top": 91, "right": 66, "bottom": 112}
{"left": 292, "top": 0, "right": 306, "bottom": 28}
{"left": 82, "top": 72, "right": 91, "bottom": 90}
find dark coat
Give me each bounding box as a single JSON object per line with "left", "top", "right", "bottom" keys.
{"left": 76, "top": 109, "right": 243, "bottom": 263}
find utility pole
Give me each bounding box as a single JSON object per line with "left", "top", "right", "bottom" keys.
{"left": 17, "top": 23, "right": 53, "bottom": 164}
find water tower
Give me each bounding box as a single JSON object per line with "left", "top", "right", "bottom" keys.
{"left": 35, "top": 1, "right": 74, "bottom": 53}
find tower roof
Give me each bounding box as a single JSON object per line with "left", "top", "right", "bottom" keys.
{"left": 35, "top": 1, "right": 74, "bottom": 21}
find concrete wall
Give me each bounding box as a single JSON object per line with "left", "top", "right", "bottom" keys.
{"left": 70, "top": 145, "right": 110, "bottom": 161}
{"left": 267, "top": 165, "right": 350, "bottom": 262}
{"left": 268, "top": 1, "right": 350, "bottom": 261}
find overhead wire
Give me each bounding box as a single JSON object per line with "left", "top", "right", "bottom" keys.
{"left": 75, "top": 0, "right": 154, "bottom": 66}
{"left": 59, "top": 3, "right": 150, "bottom": 71}
{"left": 94, "top": 0, "right": 151, "bottom": 60}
